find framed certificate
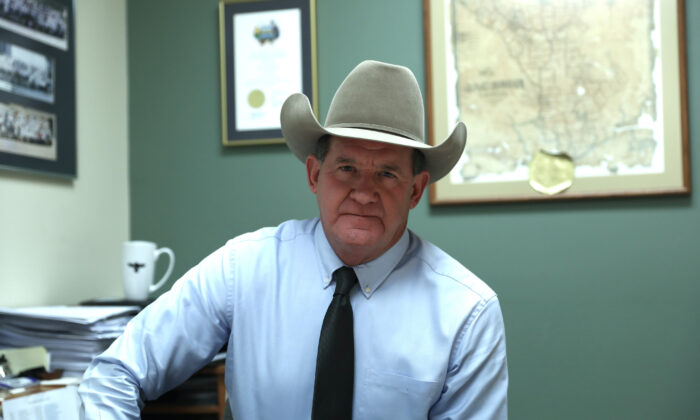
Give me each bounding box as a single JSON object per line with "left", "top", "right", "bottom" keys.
{"left": 219, "top": 0, "right": 318, "bottom": 146}
{"left": 424, "top": 0, "right": 690, "bottom": 204}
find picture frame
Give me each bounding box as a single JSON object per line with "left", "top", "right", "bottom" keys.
{"left": 219, "top": 0, "right": 317, "bottom": 146}
{"left": 424, "top": 0, "right": 690, "bottom": 204}
{"left": 0, "top": 0, "right": 75, "bottom": 178}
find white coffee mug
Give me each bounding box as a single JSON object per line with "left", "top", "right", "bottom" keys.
{"left": 122, "top": 241, "right": 175, "bottom": 300}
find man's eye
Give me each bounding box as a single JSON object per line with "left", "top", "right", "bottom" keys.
{"left": 339, "top": 165, "right": 354, "bottom": 172}
{"left": 380, "top": 171, "right": 397, "bottom": 178}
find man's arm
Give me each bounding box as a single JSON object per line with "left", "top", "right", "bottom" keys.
{"left": 430, "top": 297, "right": 509, "bottom": 419}
{"left": 79, "top": 247, "right": 232, "bottom": 419}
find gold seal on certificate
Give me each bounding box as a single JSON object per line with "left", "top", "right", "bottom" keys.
{"left": 248, "top": 89, "right": 265, "bottom": 109}
{"left": 528, "top": 150, "right": 575, "bottom": 195}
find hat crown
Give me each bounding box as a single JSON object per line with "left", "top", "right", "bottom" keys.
{"left": 324, "top": 60, "right": 425, "bottom": 143}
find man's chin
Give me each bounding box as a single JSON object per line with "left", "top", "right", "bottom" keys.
{"left": 336, "top": 227, "right": 380, "bottom": 247}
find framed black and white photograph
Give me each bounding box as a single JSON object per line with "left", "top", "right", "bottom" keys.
{"left": 0, "top": 41, "right": 55, "bottom": 103}
{"left": 0, "top": 0, "right": 75, "bottom": 178}
{"left": 0, "top": 101, "right": 56, "bottom": 160}
{"left": 219, "top": 0, "right": 317, "bottom": 146}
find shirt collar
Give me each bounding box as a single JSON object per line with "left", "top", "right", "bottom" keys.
{"left": 313, "top": 218, "right": 409, "bottom": 299}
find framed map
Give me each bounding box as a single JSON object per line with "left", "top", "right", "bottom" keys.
{"left": 424, "top": 0, "right": 690, "bottom": 204}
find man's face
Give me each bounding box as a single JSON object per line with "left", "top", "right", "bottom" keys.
{"left": 306, "top": 136, "right": 430, "bottom": 266}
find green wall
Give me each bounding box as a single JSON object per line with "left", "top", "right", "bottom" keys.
{"left": 128, "top": 1, "right": 700, "bottom": 418}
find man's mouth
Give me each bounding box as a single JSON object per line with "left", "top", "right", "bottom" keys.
{"left": 340, "top": 212, "right": 379, "bottom": 219}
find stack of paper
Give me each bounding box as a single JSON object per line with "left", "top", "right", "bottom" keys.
{"left": 0, "top": 306, "right": 139, "bottom": 377}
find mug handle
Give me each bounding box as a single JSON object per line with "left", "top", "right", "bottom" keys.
{"left": 150, "top": 247, "right": 175, "bottom": 294}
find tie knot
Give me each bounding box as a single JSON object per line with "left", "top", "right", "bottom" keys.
{"left": 332, "top": 266, "right": 358, "bottom": 296}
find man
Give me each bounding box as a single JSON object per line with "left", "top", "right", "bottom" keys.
{"left": 79, "top": 60, "right": 508, "bottom": 419}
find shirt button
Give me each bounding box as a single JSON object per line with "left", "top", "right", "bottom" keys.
{"left": 324, "top": 277, "right": 330, "bottom": 284}
{"left": 364, "top": 286, "right": 371, "bottom": 294}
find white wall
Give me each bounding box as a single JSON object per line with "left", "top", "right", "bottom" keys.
{"left": 0, "top": 0, "right": 129, "bottom": 307}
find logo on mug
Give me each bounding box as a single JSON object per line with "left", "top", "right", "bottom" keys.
{"left": 128, "top": 262, "right": 146, "bottom": 273}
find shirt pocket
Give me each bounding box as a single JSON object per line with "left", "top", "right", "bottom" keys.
{"left": 356, "top": 368, "right": 441, "bottom": 419}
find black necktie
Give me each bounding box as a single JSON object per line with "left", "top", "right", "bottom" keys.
{"left": 312, "top": 266, "right": 358, "bottom": 420}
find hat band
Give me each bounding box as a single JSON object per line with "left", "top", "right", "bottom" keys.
{"left": 325, "top": 122, "right": 422, "bottom": 143}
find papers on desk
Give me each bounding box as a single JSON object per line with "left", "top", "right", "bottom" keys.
{"left": 0, "top": 306, "right": 139, "bottom": 378}
{"left": 2, "top": 385, "right": 82, "bottom": 420}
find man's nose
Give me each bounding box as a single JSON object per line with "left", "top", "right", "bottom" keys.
{"left": 349, "top": 172, "right": 378, "bottom": 204}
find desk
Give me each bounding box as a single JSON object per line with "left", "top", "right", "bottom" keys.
{"left": 79, "top": 301, "right": 228, "bottom": 419}
{"left": 1, "top": 304, "right": 228, "bottom": 419}
{"left": 142, "top": 363, "right": 226, "bottom": 420}
{"left": 1, "top": 365, "right": 226, "bottom": 420}
{"left": 0, "top": 364, "right": 227, "bottom": 420}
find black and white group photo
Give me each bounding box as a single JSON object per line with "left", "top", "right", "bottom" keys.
{"left": 0, "top": 0, "right": 68, "bottom": 50}
{"left": 0, "top": 40, "right": 54, "bottom": 103}
{"left": 0, "top": 100, "right": 56, "bottom": 160}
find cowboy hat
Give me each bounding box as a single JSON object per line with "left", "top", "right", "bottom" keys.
{"left": 280, "top": 60, "right": 466, "bottom": 183}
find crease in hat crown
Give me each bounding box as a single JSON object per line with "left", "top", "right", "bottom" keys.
{"left": 324, "top": 60, "right": 424, "bottom": 143}
{"left": 280, "top": 59, "right": 467, "bottom": 183}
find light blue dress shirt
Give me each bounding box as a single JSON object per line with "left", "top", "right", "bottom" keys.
{"left": 79, "top": 218, "right": 508, "bottom": 419}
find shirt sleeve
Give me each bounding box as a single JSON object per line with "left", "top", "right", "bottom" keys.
{"left": 78, "top": 245, "right": 232, "bottom": 420}
{"left": 429, "top": 297, "right": 509, "bottom": 420}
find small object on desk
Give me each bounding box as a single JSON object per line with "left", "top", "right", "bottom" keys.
{"left": 0, "top": 346, "right": 49, "bottom": 378}
{"left": 0, "top": 376, "right": 39, "bottom": 390}
{"left": 0, "top": 355, "right": 11, "bottom": 379}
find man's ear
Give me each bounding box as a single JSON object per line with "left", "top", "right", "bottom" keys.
{"left": 409, "top": 170, "right": 430, "bottom": 208}
{"left": 306, "top": 155, "right": 321, "bottom": 193}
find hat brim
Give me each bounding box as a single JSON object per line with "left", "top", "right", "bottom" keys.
{"left": 281, "top": 93, "right": 466, "bottom": 183}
